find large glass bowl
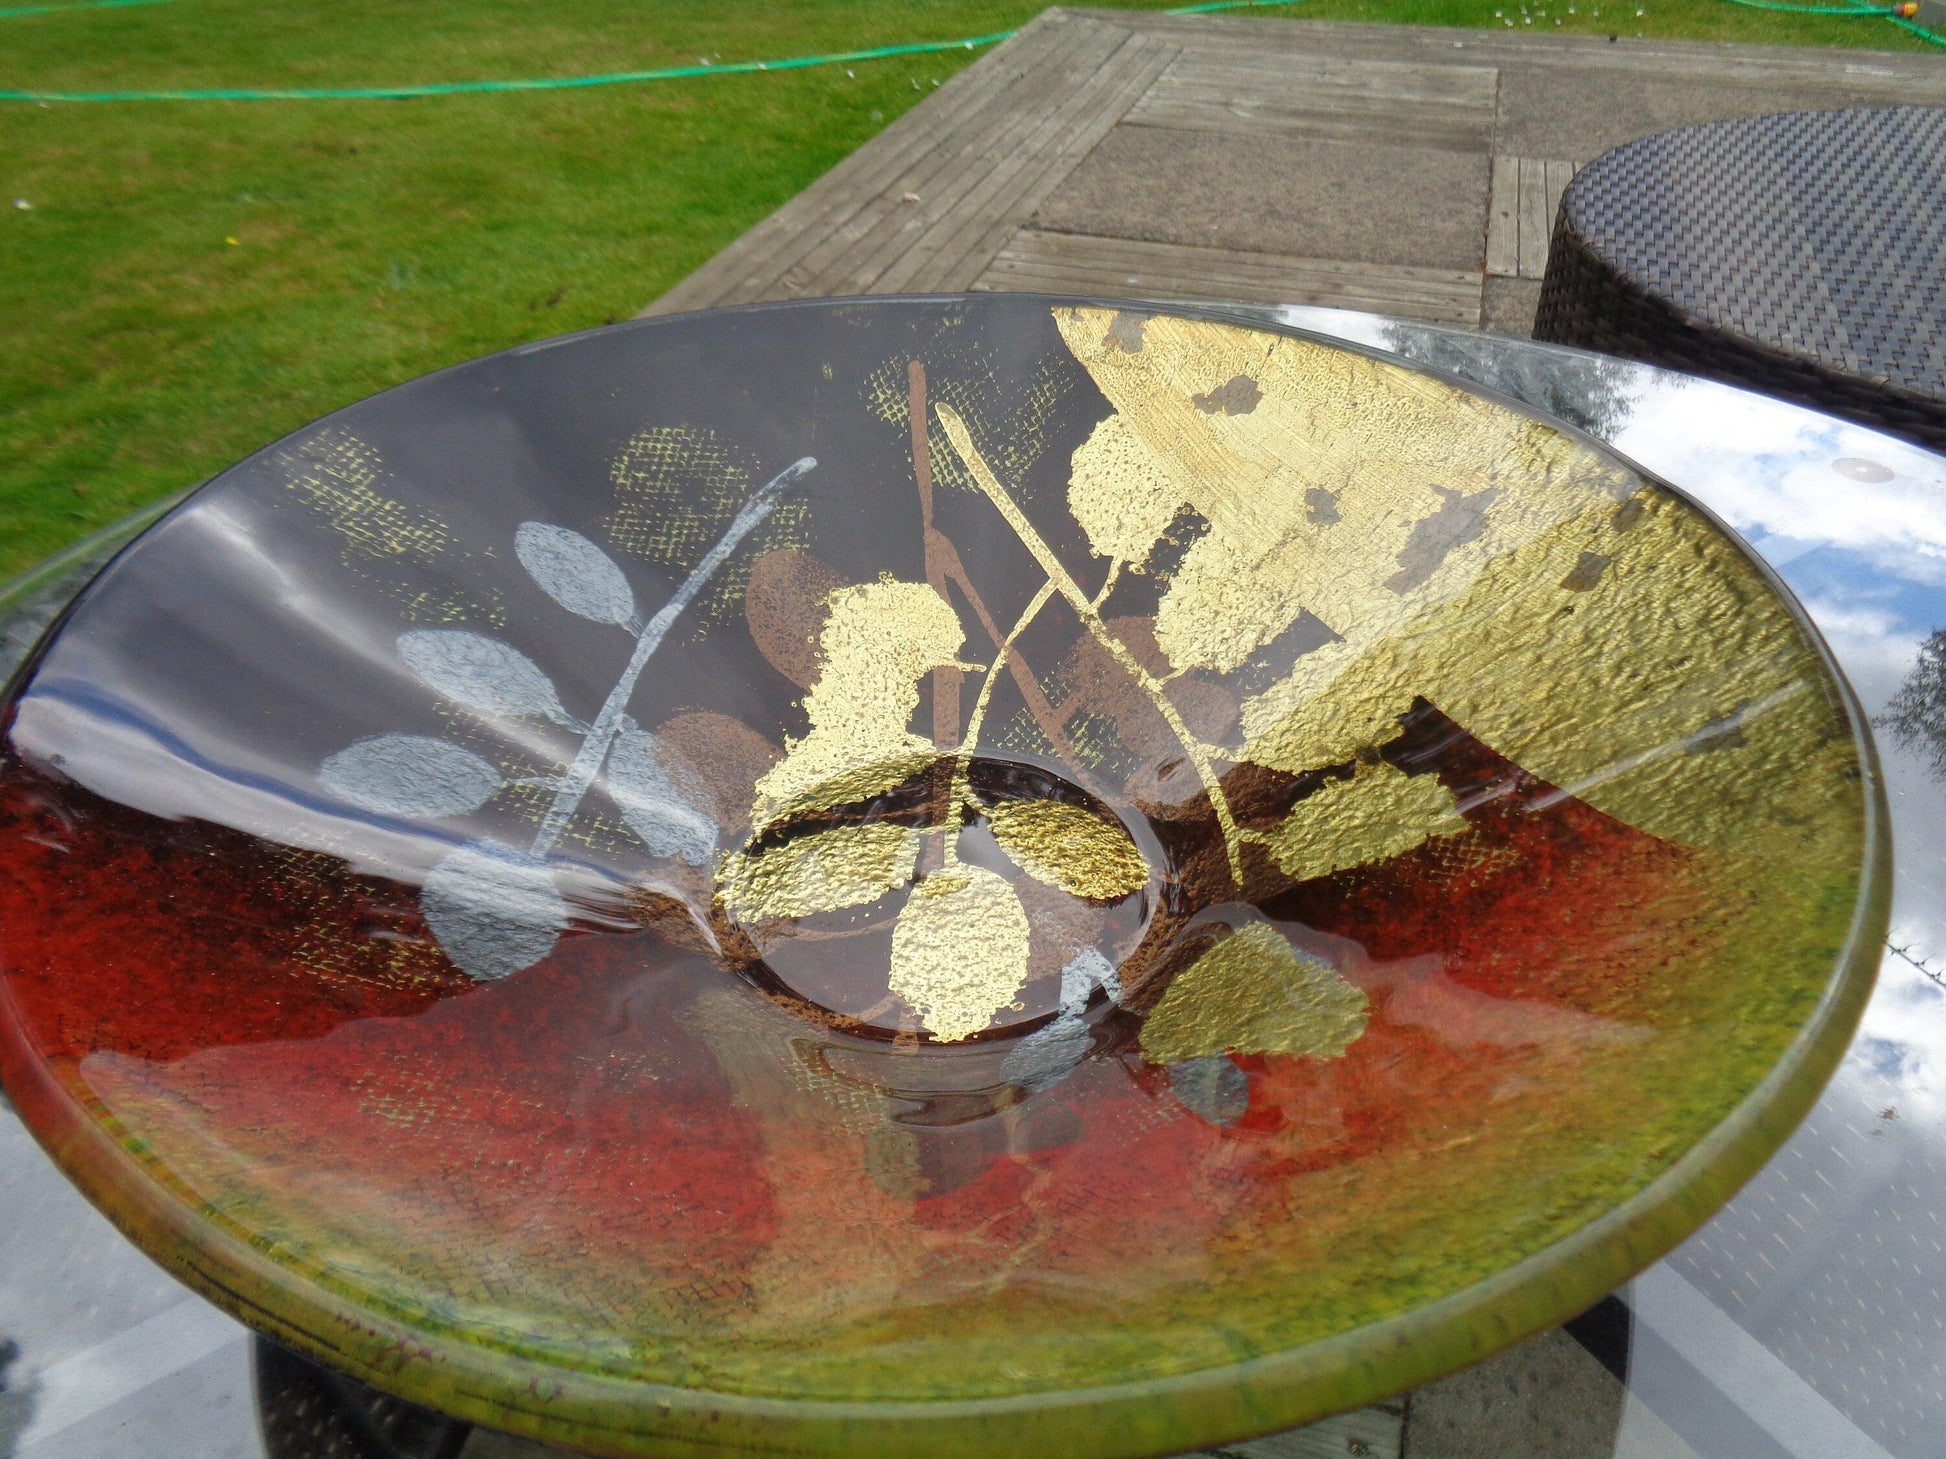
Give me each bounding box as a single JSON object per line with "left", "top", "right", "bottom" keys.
{"left": 0, "top": 296, "right": 1887, "bottom": 1457}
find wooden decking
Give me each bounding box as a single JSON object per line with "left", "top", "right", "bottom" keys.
{"left": 643, "top": 6, "right": 1946, "bottom": 334}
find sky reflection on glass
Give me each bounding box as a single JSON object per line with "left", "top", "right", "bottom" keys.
{"left": 1282, "top": 304, "right": 1946, "bottom": 1459}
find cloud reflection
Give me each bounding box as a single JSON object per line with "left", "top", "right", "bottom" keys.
{"left": 1609, "top": 380, "right": 1946, "bottom": 588}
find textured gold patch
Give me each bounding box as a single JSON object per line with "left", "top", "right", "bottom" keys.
{"left": 1142, "top": 923, "right": 1370, "bottom": 1065}
{"left": 1244, "top": 488, "right": 1839, "bottom": 852}
{"left": 862, "top": 346, "right": 1084, "bottom": 503}
{"left": 1053, "top": 306, "right": 1634, "bottom": 677}
{"left": 750, "top": 577, "right": 968, "bottom": 829}
{"left": 607, "top": 424, "right": 808, "bottom": 624}
{"left": 274, "top": 429, "right": 491, "bottom": 625}
{"left": 985, "top": 798, "right": 1148, "bottom": 902}
{"left": 1268, "top": 760, "right": 1463, "bottom": 883}
{"left": 721, "top": 823, "right": 922, "bottom": 924}
{"left": 887, "top": 867, "right": 1031, "bottom": 1042}
{"left": 1067, "top": 414, "right": 1182, "bottom": 567}
{"left": 1052, "top": 305, "right": 1841, "bottom": 858}
{"left": 278, "top": 429, "right": 451, "bottom": 561}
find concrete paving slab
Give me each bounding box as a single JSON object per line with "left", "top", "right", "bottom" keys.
{"left": 1493, "top": 70, "right": 1882, "bottom": 162}
{"left": 1030, "top": 124, "right": 1491, "bottom": 271}
{"left": 1406, "top": 1325, "right": 1626, "bottom": 1459}
{"left": 1484, "top": 277, "right": 1544, "bottom": 337}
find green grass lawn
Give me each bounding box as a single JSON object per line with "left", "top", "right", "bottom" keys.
{"left": 1, "top": 0, "right": 1935, "bottom": 577}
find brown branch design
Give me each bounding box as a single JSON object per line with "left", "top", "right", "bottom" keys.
{"left": 935, "top": 402, "right": 1249, "bottom": 886}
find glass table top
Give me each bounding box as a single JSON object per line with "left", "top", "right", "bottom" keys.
{"left": 0, "top": 300, "right": 1939, "bottom": 1459}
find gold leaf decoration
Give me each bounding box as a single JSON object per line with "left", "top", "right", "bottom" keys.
{"left": 1067, "top": 414, "right": 1183, "bottom": 567}
{"left": 749, "top": 577, "right": 968, "bottom": 829}
{"left": 1142, "top": 922, "right": 1369, "bottom": 1066}
{"left": 1243, "top": 486, "right": 1841, "bottom": 853}
{"left": 1053, "top": 304, "right": 1843, "bottom": 859}
{"left": 1267, "top": 760, "right": 1463, "bottom": 883}
{"left": 985, "top": 798, "right": 1149, "bottom": 902}
{"left": 273, "top": 428, "right": 495, "bottom": 626}
{"left": 278, "top": 430, "right": 451, "bottom": 561}
{"left": 1052, "top": 306, "right": 1637, "bottom": 679}
{"left": 720, "top": 823, "right": 922, "bottom": 924}
{"left": 606, "top": 424, "right": 808, "bottom": 624}
{"left": 887, "top": 867, "right": 1031, "bottom": 1043}
{"left": 935, "top": 400, "right": 1250, "bottom": 883}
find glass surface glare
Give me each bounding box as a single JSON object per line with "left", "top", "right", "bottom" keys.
{"left": 0, "top": 298, "right": 1886, "bottom": 1458}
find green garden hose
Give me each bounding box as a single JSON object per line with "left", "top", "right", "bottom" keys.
{"left": 0, "top": 1, "right": 1306, "bottom": 100}
{"left": 1, "top": 0, "right": 1938, "bottom": 100}
{"left": 0, "top": 0, "right": 169, "bottom": 16}
{"left": 1715, "top": 0, "right": 1944, "bottom": 45}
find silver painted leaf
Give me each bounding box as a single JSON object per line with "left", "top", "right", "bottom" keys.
{"left": 319, "top": 734, "right": 503, "bottom": 818}
{"left": 420, "top": 839, "right": 565, "bottom": 982}
{"left": 516, "top": 522, "right": 636, "bottom": 627}
{"left": 1002, "top": 949, "right": 1121, "bottom": 1092}
{"left": 1168, "top": 1054, "right": 1250, "bottom": 1127}
{"left": 1058, "top": 947, "right": 1122, "bottom": 1013}
{"left": 397, "top": 629, "right": 573, "bottom": 726}
{"left": 606, "top": 728, "right": 718, "bottom": 866}
{"left": 1000, "top": 1013, "right": 1092, "bottom": 1093}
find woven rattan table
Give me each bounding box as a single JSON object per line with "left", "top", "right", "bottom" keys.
{"left": 1535, "top": 105, "right": 1946, "bottom": 452}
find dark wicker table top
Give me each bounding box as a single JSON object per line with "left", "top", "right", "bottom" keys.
{"left": 1536, "top": 105, "right": 1946, "bottom": 450}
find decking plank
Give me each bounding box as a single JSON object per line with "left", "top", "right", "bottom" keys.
{"left": 977, "top": 227, "right": 1481, "bottom": 324}
{"left": 643, "top": 11, "right": 1110, "bottom": 314}
{"left": 1146, "top": 54, "right": 1492, "bottom": 96}
{"left": 1147, "top": 49, "right": 1497, "bottom": 94}
{"left": 1487, "top": 155, "right": 1589, "bottom": 279}
{"left": 1516, "top": 156, "right": 1550, "bottom": 280}
{"left": 1542, "top": 157, "right": 1578, "bottom": 272}
{"left": 1105, "top": 7, "right": 1946, "bottom": 89}
{"left": 1486, "top": 155, "right": 1520, "bottom": 278}
{"left": 1136, "top": 53, "right": 1498, "bottom": 107}
{"left": 1128, "top": 52, "right": 1495, "bottom": 151}
{"left": 865, "top": 32, "right": 1179, "bottom": 294}
{"left": 781, "top": 17, "right": 1130, "bottom": 299}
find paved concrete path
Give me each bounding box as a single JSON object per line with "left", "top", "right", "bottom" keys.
{"left": 643, "top": 6, "right": 1946, "bottom": 338}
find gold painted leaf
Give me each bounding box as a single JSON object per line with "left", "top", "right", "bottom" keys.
{"left": 720, "top": 823, "right": 921, "bottom": 924}
{"left": 1055, "top": 304, "right": 1841, "bottom": 858}
{"left": 1067, "top": 413, "right": 1184, "bottom": 567}
{"left": 276, "top": 429, "right": 451, "bottom": 563}
{"left": 1267, "top": 759, "right": 1462, "bottom": 882}
{"left": 888, "top": 866, "right": 1030, "bottom": 1043}
{"left": 1142, "top": 922, "right": 1369, "bottom": 1065}
{"left": 985, "top": 798, "right": 1148, "bottom": 901}
{"left": 750, "top": 577, "right": 967, "bottom": 829}
{"left": 273, "top": 428, "right": 495, "bottom": 626}
{"left": 1242, "top": 487, "right": 1843, "bottom": 854}
{"left": 1053, "top": 306, "right": 1637, "bottom": 677}
{"left": 606, "top": 424, "right": 807, "bottom": 624}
